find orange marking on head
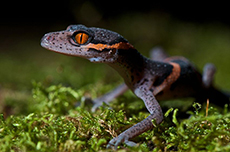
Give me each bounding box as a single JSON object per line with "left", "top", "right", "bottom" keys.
{"left": 83, "top": 42, "right": 134, "bottom": 51}
{"left": 153, "top": 62, "right": 181, "bottom": 95}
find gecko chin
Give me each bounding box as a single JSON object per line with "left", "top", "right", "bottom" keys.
{"left": 88, "top": 57, "right": 104, "bottom": 62}
{"left": 87, "top": 55, "right": 118, "bottom": 63}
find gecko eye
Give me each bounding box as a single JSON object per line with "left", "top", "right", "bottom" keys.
{"left": 73, "top": 32, "right": 89, "bottom": 45}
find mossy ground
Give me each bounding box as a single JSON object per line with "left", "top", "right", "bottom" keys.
{"left": 1, "top": 82, "right": 230, "bottom": 151}
{"left": 1, "top": 13, "right": 230, "bottom": 151}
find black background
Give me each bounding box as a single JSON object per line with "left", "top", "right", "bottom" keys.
{"left": 1, "top": 1, "right": 229, "bottom": 26}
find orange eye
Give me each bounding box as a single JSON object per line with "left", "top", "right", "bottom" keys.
{"left": 74, "top": 32, "right": 89, "bottom": 44}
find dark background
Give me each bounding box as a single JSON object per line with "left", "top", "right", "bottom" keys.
{"left": 0, "top": 1, "right": 230, "bottom": 90}
{"left": 1, "top": 1, "right": 230, "bottom": 25}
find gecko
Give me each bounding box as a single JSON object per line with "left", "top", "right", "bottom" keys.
{"left": 41, "top": 24, "right": 230, "bottom": 149}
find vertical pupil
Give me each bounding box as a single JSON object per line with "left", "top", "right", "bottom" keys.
{"left": 79, "top": 33, "right": 83, "bottom": 43}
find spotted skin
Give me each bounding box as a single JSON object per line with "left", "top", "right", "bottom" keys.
{"left": 41, "top": 24, "right": 230, "bottom": 149}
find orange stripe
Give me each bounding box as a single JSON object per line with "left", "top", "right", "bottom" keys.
{"left": 153, "top": 62, "right": 181, "bottom": 95}
{"left": 82, "top": 42, "right": 134, "bottom": 51}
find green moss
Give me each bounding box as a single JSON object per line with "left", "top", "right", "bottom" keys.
{"left": 1, "top": 83, "right": 230, "bottom": 151}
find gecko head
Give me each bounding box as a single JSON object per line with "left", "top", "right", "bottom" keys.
{"left": 41, "top": 24, "right": 135, "bottom": 63}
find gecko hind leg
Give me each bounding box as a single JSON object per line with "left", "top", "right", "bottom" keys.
{"left": 91, "top": 83, "right": 129, "bottom": 112}
{"left": 149, "top": 47, "right": 169, "bottom": 61}
{"left": 202, "top": 63, "right": 216, "bottom": 88}
{"left": 201, "top": 63, "right": 230, "bottom": 106}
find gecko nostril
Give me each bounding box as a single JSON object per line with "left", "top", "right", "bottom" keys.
{"left": 46, "top": 35, "right": 51, "bottom": 41}
{"left": 45, "top": 34, "right": 53, "bottom": 41}
{"left": 41, "top": 34, "right": 53, "bottom": 48}
{"left": 42, "top": 34, "right": 53, "bottom": 43}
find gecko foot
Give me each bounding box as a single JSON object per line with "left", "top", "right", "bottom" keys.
{"left": 91, "top": 83, "right": 128, "bottom": 112}
{"left": 106, "top": 134, "right": 137, "bottom": 149}
{"left": 91, "top": 96, "right": 111, "bottom": 112}
{"left": 91, "top": 101, "right": 107, "bottom": 112}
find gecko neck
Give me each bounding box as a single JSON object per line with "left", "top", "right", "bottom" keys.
{"left": 107, "top": 49, "right": 148, "bottom": 89}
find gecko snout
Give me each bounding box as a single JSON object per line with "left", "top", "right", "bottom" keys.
{"left": 41, "top": 34, "right": 52, "bottom": 49}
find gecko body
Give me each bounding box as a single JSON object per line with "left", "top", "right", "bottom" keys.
{"left": 41, "top": 25, "right": 229, "bottom": 149}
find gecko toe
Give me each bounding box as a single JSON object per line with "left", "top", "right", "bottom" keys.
{"left": 106, "top": 136, "right": 123, "bottom": 150}
{"left": 124, "top": 140, "right": 137, "bottom": 147}
{"left": 107, "top": 134, "right": 136, "bottom": 149}
{"left": 106, "top": 138, "right": 117, "bottom": 149}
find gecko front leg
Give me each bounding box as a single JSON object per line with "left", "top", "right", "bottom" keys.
{"left": 107, "top": 86, "right": 163, "bottom": 149}
{"left": 91, "top": 83, "right": 128, "bottom": 112}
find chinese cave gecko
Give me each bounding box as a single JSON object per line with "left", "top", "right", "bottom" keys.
{"left": 41, "top": 24, "right": 230, "bottom": 149}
